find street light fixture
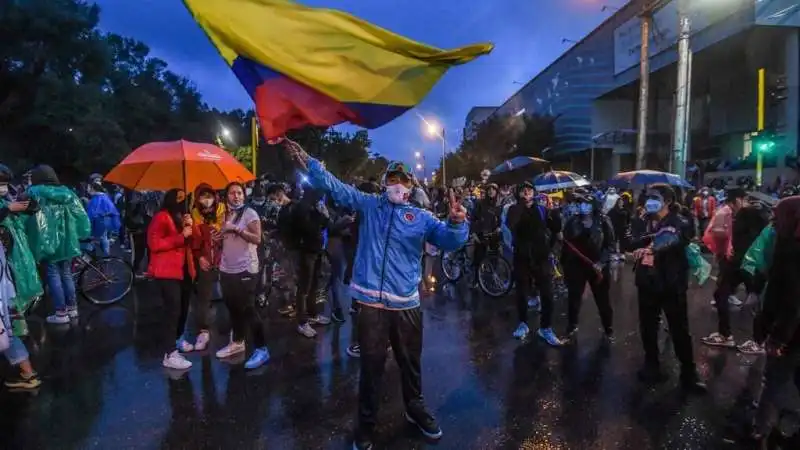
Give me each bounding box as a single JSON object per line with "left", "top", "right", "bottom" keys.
{"left": 420, "top": 118, "right": 447, "bottom": 188}
{"left": 222, "top": 127, "right": 232, "bottom": 139}
{"left": 414, "top": 151, "right": 421, "bottom": 159}
{"left": 416, "top": 163, "right": 423, "bottom": 170}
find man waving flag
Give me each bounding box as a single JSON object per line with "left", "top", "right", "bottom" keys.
{"left": 182, "top": 0, "right": 493, "bottom": 139}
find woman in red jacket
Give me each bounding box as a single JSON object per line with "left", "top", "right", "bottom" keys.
{"left": 147, "top": 188, "right": 196, "bottom": 371}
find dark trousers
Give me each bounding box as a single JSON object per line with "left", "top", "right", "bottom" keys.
{"left": 755, "top": 350, "right": 800, "bottom": 436}
{"left": 295, "top": 252, "right": 321, "bottom": 324}
{"left": 156, "top": 276, "right": 192, "bottom": 354}
{"left": 131, "top": 230, "right": 147, "bottom": 273}
{"left": 357, "top": 305, "right": 426, "bottom": 436}
{"left": 220, "top": 271, "right": 265, "bottom": 348}
{"left": 193, "top": 267, "right": 216, "bottom": 332}
{"left": 473, "top": 240, "right": 487, "bottom": 278}
{"left": 638, "top": 288, "right": 696, "bottom": 374}
{"left": 513, "top": 255, "right": 554, "bottom": 328}
{"left": 564, "top": 263, "right": 612, "bottom": 332}
{"left": 713, "top": 257, "right": 745, "bottom": 337}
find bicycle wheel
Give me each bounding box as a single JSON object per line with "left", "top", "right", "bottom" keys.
{"left": 478, "top": 255, "right": 513, "bottom": 298}
{"left": 79, "top": 256, "right": 134, "bottom": 306}
{"left": 441, "top": 250, "right": 464, "bottom": 282}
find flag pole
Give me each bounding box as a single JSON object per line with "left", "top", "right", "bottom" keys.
{"left": 251, "top": 116, "right": 258, "bottom": 174}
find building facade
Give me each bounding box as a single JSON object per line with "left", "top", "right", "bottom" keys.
{"left": 463, "top": 106, "right": 498, "bottom": 139}
{"left": 488, "top": 0, "right": 800, "bottom": 181}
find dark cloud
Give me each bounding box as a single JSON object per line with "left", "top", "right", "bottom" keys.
{"left": 94, "top": 0, "right": 624, "bottom": 162}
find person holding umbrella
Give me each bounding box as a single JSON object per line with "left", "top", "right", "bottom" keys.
{"left": 147, "top": 189, "right": 195, "bottom": 371}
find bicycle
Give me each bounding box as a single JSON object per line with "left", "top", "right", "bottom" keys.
{"left": 72, "top": 240, "right": 134, "bottom": 306}
{"left": 441, "top": 232, "right": 513, "bottom": 298}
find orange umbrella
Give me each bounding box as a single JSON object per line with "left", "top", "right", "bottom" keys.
{"left": 105, "top": 140, "right": 255, "bottom": 193}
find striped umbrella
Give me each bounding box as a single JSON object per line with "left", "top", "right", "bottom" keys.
{"left": 533, "top": 171, "right": 590, "bottom": 191}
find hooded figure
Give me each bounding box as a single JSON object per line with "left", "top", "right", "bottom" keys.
{"left": 25, "top": 165, "right": 91, "bottom": 263}
{"left": 602, "top": 187, "right": 619, "bottom": 214}
{"left": 85, "top": 181, "right": 120, "bottom": 256}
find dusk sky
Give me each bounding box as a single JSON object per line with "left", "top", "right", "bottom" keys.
{"left": 94, "top": 0, "right": 626, "bottom": 167}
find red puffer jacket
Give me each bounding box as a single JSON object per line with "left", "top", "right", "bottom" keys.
{"left": 147, "top": 210, "right": 196, "bottom": 280}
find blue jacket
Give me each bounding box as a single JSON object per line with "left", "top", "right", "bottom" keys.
{"left": 308, "top": 159, "right": 468, "bottom": 310}
{"left": 86, "top": 193, "right": 121, "bottom": 238}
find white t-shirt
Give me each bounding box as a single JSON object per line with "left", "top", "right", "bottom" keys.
{"left": 220, "top": 207, "right": 260, "bottom": 274}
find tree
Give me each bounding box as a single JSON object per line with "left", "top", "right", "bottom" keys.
{"left": 440, "top": 113, "right": 556, "bottom": 182}
{"left": 0, "top": 0, "right": 375, "bottom": 187}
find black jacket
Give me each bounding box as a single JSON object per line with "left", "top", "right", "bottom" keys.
{"left": 762, "top": 239, "right": 800, "bottom": 348}
{"left": 507, "top": 203, "right": 561, "bottom": 262}
{"left": 731, "top": 204, "right": 770, "bottom": 263}
{"left": 562, "top": 214, "right": 615, "bottom": 266}
{"left": 471, "top": 196, "right": 502, "bottom": 235}
{"left": 627, "top": 209, "right": 694, "bottom": 293}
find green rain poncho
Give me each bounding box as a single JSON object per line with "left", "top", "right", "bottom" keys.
{"left": 0, "top": 199, "right": 43, "bottom": 335}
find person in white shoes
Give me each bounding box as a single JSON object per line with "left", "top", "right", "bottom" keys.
{"left": 215, "top": 182, "right": 270, "bottom": 370}
{"left": 146, "top": 189, "right": 195, "bottom": 371}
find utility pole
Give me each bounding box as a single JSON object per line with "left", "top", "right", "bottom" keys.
{"left": 635, "top": 7, "right": 653, "bottom": 170}
{"left": 251, "top": 116, "right": 258, "bottom": 174}
{"left": 756, "top": 68, "right": 766, "bottom": 187}
{"left": 671, "top": 0, "right": 691, "bottom": 179}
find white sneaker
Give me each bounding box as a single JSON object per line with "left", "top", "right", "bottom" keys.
{"left": 163, "top": 351, "right": 192, "bottom": 370}
{"left": 215, "top": 341, "right": 246, "bottom": 359}
{"left": 297, "top": 323, "right": 317, "bottom": 338}
{"left": 66, "top": 307, "right": 79, "bottom": 319}
{"left": 309, "top": 315, "right": 331, "bottom": 326}
{"left": 194, "top": 331, "right": 211, "bottom": 351}
{"left": 728, "top": 295, "right": 743, "bottom": 307}
{"left": 46, "top": 314, "right": 70, "bottom": 325}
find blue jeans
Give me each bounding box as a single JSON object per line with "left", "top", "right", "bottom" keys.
{"left": 46, "top": 260, "right": 77, "bottom": 312}
{"left": 4, "top": 336, "right": 29, "bottom": 365}
{"left": 87, "top": 231, "right": 110, "bottom": 257}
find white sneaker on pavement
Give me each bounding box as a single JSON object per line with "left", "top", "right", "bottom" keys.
{"left": 163, "top": 351, "right": 192, "bottom": 370}
{"left": 194, "top": 331, "right": 211, "bottom": 351}
{"left": 215, "top": 341, "right": 246, "bottom": 359}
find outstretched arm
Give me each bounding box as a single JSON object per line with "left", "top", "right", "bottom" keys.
{"left": 283, "top": 138, "right": 375, "bottom": 212}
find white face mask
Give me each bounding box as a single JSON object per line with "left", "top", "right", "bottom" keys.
{"left": 386, "top": 184, "right": 410, "bottom": 204}
{"left": 199, "top": 198, "right": 214, "bottom": 208}
{"left": 0, "top": 185, "right": 8, "bottom": 197}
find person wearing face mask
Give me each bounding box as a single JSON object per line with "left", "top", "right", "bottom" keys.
{"left": 628, "top": 184, "right": 706, "bottom": 393}
{"left": 147, "top": 188, "right": 195, "bottom": 371}
{"left": 0, "top": 164, "right": 42, "bottom": 389}
{"left": 284, "top": 140, "right": 467, "bottom": 450}
{"left": 180, "top": 184, "right": 225, "bottom": 353}
{"left": 506, "top": 181, "right": 563, "bottom": 345}
{"left": 215, "top": 182, "right": 269, "bottom": 370}
{"left": 561, "top": 194, "right": 615, "bottom": 342}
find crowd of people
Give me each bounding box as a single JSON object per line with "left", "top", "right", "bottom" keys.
{"left": 3, "top": 144, "right": 800, "bottom": 449}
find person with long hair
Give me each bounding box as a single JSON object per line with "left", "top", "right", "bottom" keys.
{"left": 628, "top": 183, "right": 705, "bottom": 393}
{"left": 184, "top": 183, "right": 225, "bottom": 352}
{"left": 752, "top": 196, "right": 800, "bottom": 446}
{"left": 561, "top": 193, "right": 615, "bottom": 342}
{"left": 147, "top": 188, "right": 195, "bottom": 371}
{"left": 215, "top": 182, "right": 269, "bottom": 370}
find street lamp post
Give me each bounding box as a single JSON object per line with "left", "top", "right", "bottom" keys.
{"left": 424, "top": 123, "right": 447, "bottom": 188}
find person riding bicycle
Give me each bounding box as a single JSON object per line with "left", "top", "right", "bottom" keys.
{"left": 470, "top": 183, "right": 502, "bottom": 285}
{"left": 284, "top": 139, "right": 467, "bottom": 450}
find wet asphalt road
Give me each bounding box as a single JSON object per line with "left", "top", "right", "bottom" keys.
{"left": 0, "top": 259, "right": 797, "bottom": 450}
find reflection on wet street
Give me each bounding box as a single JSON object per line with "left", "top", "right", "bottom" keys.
{"left": 0, "top": 262, "right": 795, "bottom": 449}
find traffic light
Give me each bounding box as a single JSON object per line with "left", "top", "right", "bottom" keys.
{"left": 753, "top": 130, "right": 777, "bottom": 153}
{"left": 768, "top": 75, "right": 788, "bottom": 105}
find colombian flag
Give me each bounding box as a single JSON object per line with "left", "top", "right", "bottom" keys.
{"left": 183, "top": 0, "right": 493, "bottom": 139}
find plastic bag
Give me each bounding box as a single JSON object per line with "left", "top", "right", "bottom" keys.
{"left": 741, "top": 224, "right": 775, "bottom": 276}
{"left": 685, "top": 243, "right": 711, "bottom": 285}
